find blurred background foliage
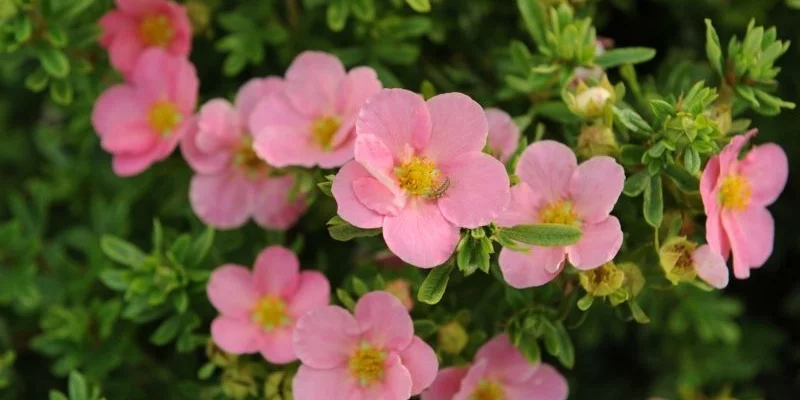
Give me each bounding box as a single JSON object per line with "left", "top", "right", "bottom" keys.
{"left": 0, "top": 0, "right": 798, "bottom": 399}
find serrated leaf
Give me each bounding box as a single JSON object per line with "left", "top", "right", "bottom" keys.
{"left": 497, "top": 224, "right": 582, "bottom": 247}
{"left": 595, "top": 47, "right": 656, "bottom": 68}
{"left": 417, "top": 263, "right": 453, "bottom": 305}
{"left": 643, "top": 174, "right": 663, "bottom": 228}
{"left": 405, "top": 0, "right": 431, "bottom": 12}
{"left": 101, "top": 236, "right": 146, "bottom": 268}
{"left": 665, "top": 164, "right": 699, "bottom": 192}
{"left": 623, "top": 171, "right": 649, "bottom": 197}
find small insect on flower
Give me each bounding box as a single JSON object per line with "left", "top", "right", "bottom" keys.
{"left": 423, "top": 178, "right": 451, "bottom": 200}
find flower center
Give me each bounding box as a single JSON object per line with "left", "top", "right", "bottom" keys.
{"left": 147, "top": 100, "right": 182, "bottom": 136}
{"left": 471, "top": 380, "right": 505, "bottom": 400}
{"left": 539, "top": 200, "right": 579, "bottom": 225}
{"left": 251, "top": 296, "right": 289, "bottom": 331}
{"left": 234, "top": 136, "right": 269, "bottom": 176}
{"left": 139, "top": 14, "right": 175, "bottom": 48}
{"left": 311, "top": 116, "right": 341, "bottom": 151}
{"left": 718, "top": 174, "right": 752, "bottom": 210}
{"left": 580, "top": 262, "right": 625, "bottom": 297}
{"left": 348, "top": 344, "right": 386, "bottom": 386}
{"left": 394, "top": 156, "right": 448, "bottom": 198}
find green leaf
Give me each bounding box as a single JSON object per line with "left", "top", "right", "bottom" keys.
{"left": 405, "top": 0, "right": 431, "bottom": 12}
{"left": 327, "top": 0, "right": 350, "bottom": 31}
{"left": 517, "top": 0, "right": 547, "bottom": 48}
{"left": 623, "top": 171, "right": 649, "bottom": 197}
{"left": 534, "top": 101, "right": 581, "bottom": 124}
{"left": 25, "top": 68, "right": 49, "bottom": 92}
{"left": 50, "top": 80, "right": 73, "bottom": 105}
{"left": 643, "top": 174, "right": 663, "bottom": 228}
{"left": 516, "top": 334, "right": 541, "bottom": 364}
{"left": 705, "top": 19, "right": 723, "bottom": 76}
{"left": 351, "top": 0, "right": 375, "bottom": 21}
{"left": 46, "top": 25, "right": 68, "bottom": 48}
{"left": 734, "top": 85, "right": 760, "bottom": 108}
{"left": 99, "top": 269, "right": 129, "bottom": 291}
{"left": 420, "top": 80, "right": 437, "bottom": 100}
{"left": 15, "top": 15, "right": 32, "bottom": 42}
{"left": 101, "top": 236, "right": 146, "bottom": 268}
{"left": 595, "top": 47, "right": 656, "bottom": 68}
{"left": 222, "top": 52, "right": 247, "bottom": 76}
{"left": 417, "top": 263, "right": 454, "bottom": 305}
{"left": 665, "top": 164, "right": 699, "bottom": 192}
{"left": 412, "top": 320, "right": 438, "bottom": 339}
{"left": 552, "top": 321, "right": 575, "bottom": 368}
{"left": 317, "top": 181, "right": 333, "bottom": 197}
{"left": 186, "top": 227, "right": 214, "bottom": 267}
{"left": 327, "top": 216, "right": 382, "bottom": 241}
{"left": 619, "top": 144, "right": 646, "bottom": 165}
{"left": 684, "top": 147, "right": 701, "bottom": 174}
{"left": 336, "top": 288, "right": 356, "bottom": 310}
{"left": 497, "top": 224, "right": 583, "bottom": 247}
{"left": 629, "top": 301, "right": 651, "bottom": 324}
{"left": 150, "top": 315, "right": 182, "bottom": 345}
{"left": 351, "top": 277, "right": 369, "bottom": 296}
{"left": 577, "top": 294, "right": 594, "bottom": 311}
{"left": 197, "top": 363, "right": 216, "bottom": 380}
{"left": 37, "top": 47, "right": 70, "bottom": 78}
{"left": 49, "top": 391, "right": 68, "bottom": 400}
{"left": 68, "top": 371, "right": 88, "bottom": 400}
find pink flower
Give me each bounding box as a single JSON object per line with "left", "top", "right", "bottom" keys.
{"left": 92, "top": 49, "right": 198, "bottom": 176}
{"left": 181, "top": 78, "right": 308, "bottom": 230}
{"left": 422, "top": 334, "right": 568, "bottom": 400}
{"left": 292, "top": 291, "right": 438, "bottom": 400}
{"left": 207, "top": 246, "right": 330, "bottom": 364}
{"left": 332, "top": 89, "right": 511, "bottom": 268}
{"left": 693, "top": 245, "right": 730, "bottom": 289}
{"left": 99, "top": 0, "right": 192, "bottom": 79}
{"left": 496, "top": 140, "right": 624, "bottom": 288}
{"left": 249, "top": 51, "right": 383, "bottom": 168}
{"left": 485, "top": 108, "right": 520, "bottom": 163}
{"left": 700, "top": 129, "right": 788, "bottom": 279}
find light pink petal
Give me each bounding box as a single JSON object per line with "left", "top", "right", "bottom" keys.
{"left": 422, "top": 93, "right": 488, "bottom": 163}
{"left": 115, "top": 0, "right": 162, "bottom": 14}
{"left": 353, "top": 177, "right": 407, "bottom": 216}
{"left": 293, "top": 305, "right": 360, "bottom": 369}
{"left": 372, "top": 356, "right": 413, "bottom": 400}
{"left": 383, "top": 199, "right": 460, "bottom": 268}
{"left": 452, "top": 359, "right": 490, "bottom": 400}
{"left": 356, "top": 88, "right": 432, "bottom": 158}
{"left": 718, "top": 129, "right": 757, "bottom": 176}
{"left": 258, "top": 327, "right": 297, "bottom": 364}
{"left": 210, "top": 316, "right": 260, "bottom": 354}
{"left": 739, "top": 143, "right": 788, "bottom": 207}
{"left": 287, "top": 271, "right": 331, "bottom": 318}
{"left": 235, "top": 77, "right": 284, "bottom": 121}
{"left": 292, "top": 365, "right": 359, "bottom": 400}
{"left": 485, "top": 108, "right": 521, "bottom": 163}
{"left": 354, "top": 134, "right": 400, "bottom": 191}
{"left": 130, "top": 49, "right": 198, "bottom": 113}
{"left": 421, "top": 367, "right": 470, "bottom": 400}
{"left": 253, "top": 125, "right": 322, "bottom": 168}
{"left": 567, "top": 217, "right": 622, "bottom": 270}
{"left": 354, "top": 292, "right": 414, "bottom": 351}
{"left": 181, "top": 118, "right": 232, "bottom": 174}
{"left": 336, "top": 66, "right": 383, "bottom": 117}
{"left": 189, "top": 171, "right": 253, "bottom": 230}
{"left": 206, "top": 265, "right": 257, "bottom": 317}
{"left": 98, "top": 10, "right": 130, "bottom": 46}
{"left": 332, "top": 161, "right": 385, "bottom": 229}
{"left": 316, "top": 132, "right": 357, "bottom": 168}
{"left": 100, "top": 122, "right": 158, "bottom": 154}
{"left": 504, "top": 364, "right": 569, "bottom": 400}
{"left": 252, "top": 245, "right": 301, "bottom": 296}
{"left": 474, "top": 334, "right": 537, "bottom": 384}
{"left": 284, "top": 51, "right": 346, "bottom": 117}
{"left": 498, "top": 247, "right": 564, "bottom": 289}
{"left": 721, "top": 207, "right": 774, "bottom": 279}
{"left": 399, "top": 337, "right": 439, "bottom": 395}
{"left": 693, "top": 245, "right": 730, "bottom": 289}
{"left": 164, "top": 2, "right": 192, "bottom": 57}
{"left": 251, "top": 175, "right": 308, "bottom": 230}
{"left": 106, "top": 27, "right": 144, "bottom": 78}
{"left": 111, "top": 138, "right": 177, "bottom": 176}
{"left": 248, "top": 92, "right": 309, "bottom": 136}
{"left": 700, "top": 155, "right": 721, "bottom": 216}
{"left": 438, "top": 152, "right": 510, "bottom": 228}
{"left": 705, "top": 209, "right": 731, "bottom": 260}
{"left": 569, "top": 156, "right": 625, "bottom": 223}
{"left": 92, "top": 85, "right": 148, "bottom": 137}
{"left": 494, "top": 183, "right": 541, "bottom": 227}
{"left": 516, "top": 140, "right": 577, "bottom": 204}
{"left": 196, "top": 99, "right": 242, "bottom": 149}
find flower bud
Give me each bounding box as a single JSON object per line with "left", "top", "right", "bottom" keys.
{"left": 705, "top": 102, "right": 732, "bottom": 136}
{"left": 618, "top": 262, "right": 644, "bottom": 298}
{"left": 186, "top": 1, "right": 212, "bottom": 36}
{"left": 437, "top": 321, "right": 469, "bottom": 355}
{"left": 579, "top": 262, "right": 625, "bottom": 297}
{"left": 222, "top": 364, "right": 258, "bottom": 400}
{"left": 659, "top": 237, "right": 698, "bottom": 284}
{"left": 577, "top": 125, "right": 618, "bottom": 158}
{"left": 566, "top": 76, "right": 616, "bottom": 118}
{"left": 385, "top": 279, "right": 414, "bottom": 311}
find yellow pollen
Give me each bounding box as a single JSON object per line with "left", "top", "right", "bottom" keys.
{"left": 471, "top": 380, "right": 505, "bottom": 400}
{"left": 539, "top": 200, "right": 579, "bottom": 226}
{"left": 394, "top": 156, "right": 444, "bottom": 197}
{"left": 251, "top": 296, "right": 289, "bottom": 331}
{"left": 718, "top": 174, "right": 752, "bottom": 210}
{"left": 348, "top": 344, "right": 386, "bottom": 386}
{"left": 234, "top": 136, "right": 269, "bottom": 176}
{"left": 147, "top": 100, "right": 182, "bottom": 136}
{"left": 311, "top": 116, "right": 341, "bottom": 151}
{"left": 139, "top": 14, "right": 175, "bottom": 48}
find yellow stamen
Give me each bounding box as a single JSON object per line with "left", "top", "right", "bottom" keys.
{"left": 138, "top": 14, "right": 175, "bottom": 48}
{"left": 234, "top": 136, "right": 269, "bottom": 176}
{"left": 251, "top": 296, "right": 289, "bottom": 331}
{"left": 539, "top": 200, "right": 579, "bottom": 226}
{"left": 471, "top": 380, "right": 505, "bottom": 400}
{"left": 394, "top": 156, "right": 445, "bottom": 197}
{"left": 718, "top": 174, "right": 752, "bottom": 210}
{"left": 147, "top": 101, "right": 182, "bottom": 136}
{"left": 311, "top": 116, "right": 341, "bottom": 151}
{"left": 348, "top": 343, "right": 386, "bottom": 386}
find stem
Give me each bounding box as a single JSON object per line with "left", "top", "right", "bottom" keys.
{"left": 285, "top": 0, "right": 299, "bottom": 30}
{"left": 653, "top": 227, "right": 660, "bottom": 252}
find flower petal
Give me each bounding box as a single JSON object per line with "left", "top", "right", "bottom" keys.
{"left": 189, "top": 171, "right": 253, "bottom": 230}
{"left": 373, "top": 356, "right": 413, "bottom": 400}
{"left": 569, "top": 156, "right": 625, "bottom": 223}
{"left": 504, "top": 364, "right": 569, "bottom": 400}
{"left": 253, "top": 124, "right": 321, "bottom": 168}
{"left": 567, "top": 217, "right": 623, "bottom": 270}
{"left": 693, "top": 245, "right": 730, "bottom": 289}
{"left": 353, "top": 177, "right": 407, "bottom": 216}
{"left": 438, "top": 152, "right": 510, "bottom": 228}
{"left": 700, "top": 154, "right": 721, "bottom": 216}
{"left": 251, "top": 175, "right": 308, "bottom": 230}
{"left": 210, "top": 316, "right": 260, "bottom": 354}
{"left": 252, "top": 245, "right": 301, "bottom": 296}
{"left": 422, "top": 93, "right": 488, "bottom": 163}
{"left": 705, "top": 209, "right": 731, "bottom": 260}
{"left": 494, "top": 183, "right": 541, "bottom": 227}
{"left": 106, "top": 26, "right": 144, "bottom": 79}
{"left": 206, "top": 264, "right": 257, "bottom": 317}
{"left": 235, "top": 77, "right": 283, "bottom": 122}
{"left": 336, "top": 66, "right": 383, "bottom": 118}
{"left": 516, "top": 140, "right": 577, "bottom": 204}
{"left": 399, "top": 336, "right": 439, "bottom": 395}
{"left": 356, "top": 88, "right": 432, "bottom": 158}
{"left": 452, "top": 359, "right": 489, "bottom": 400}
{"left": 287, "top": 271, "right": 331, "bottom": 318}
{"left": 293, "top": 306, "right": 360, "bottom": 369}
{"left": 383, "top": 199, "right": 460, "bottom": 268}
{"left": 739, "top": 143, "right": 788, "bottom": 207}
{"left": 284, "top": 51, "right": 346, "bottom": 116}
{"left": 718, "top": 129, "right": 757, "bottom": 177}
{"left": 354, "top": 134, "right": 400, "bottom": 191}
{"left": 91, "top": 85, "right": 148, "bottom": 137}
{"left": 332, "top": 161, "right": 385, "bottom": 229}
{"left": 355, "top": 292, "right": 414, "bottom": 351}
{"left": 485, "top": 108, "right": 520, "bottom": 163}
{"left": 292, "top": 365, "right": 359, "bottom": 400}
{"left": 258, "top": 327, "right": 297, "bottom": 364}
{"left": 498, "top": 247, "right": 564, "bottom": 289}
{"left": 421, "top": 367, "right": 470, "bottom": 400}
{"left": 721, "top": 207, "right": 774, "bottom": 279}
{"left": 474, "top": 334, "right": 537, "bottom": 384}
{"left": 181, "top": 120, "right": 232, "bottom": 175}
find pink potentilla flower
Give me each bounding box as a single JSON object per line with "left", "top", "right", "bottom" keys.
{"left": 99, "top": 0, "right": 192, "bottom": 79}
{"left": 181, "top": 78, "right": 308, "bottom": 230}
{"left": 91, "top": 49, "right": 198, "bottom": 176}
{"left": 292, "top": 291, "right": 438, "bottom": 400}
{"left": 249, "top": 51, "right": 383, "bottom": 168}
{"left": 332, "top": 89, "right": 511, "bottom": 268}
{"left": 495, "top": 140, "right": 625, "bottom": 288}
{"left": 485, "top": 108, "right": 520, "bottom": 163}
{"left": 207, "top": 245, "right": 330, "bottom": 364}
{"left": 421, "top": 334, "right": 568, "bottom": 400}
{"left": 700, "top": 129, "right": 788, "bottom": 279}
